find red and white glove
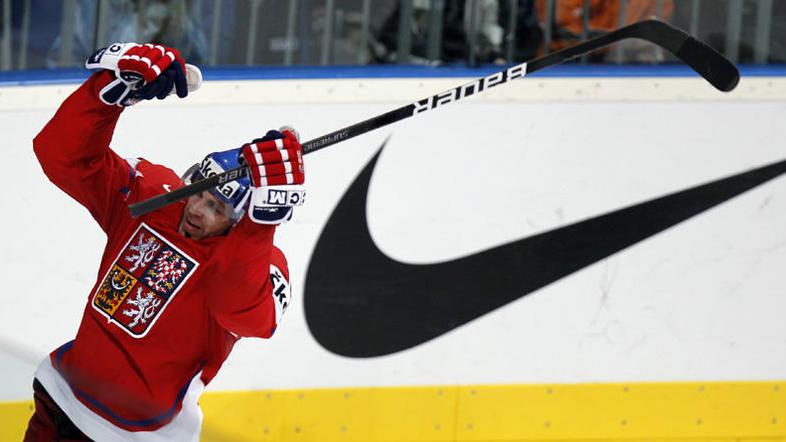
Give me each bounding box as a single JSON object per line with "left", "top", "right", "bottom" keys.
{"left": 85, "top": 42, "right": 202, "bottom": 106}
{"left": 240, "top": 128, "right": 306, "bottom": 225}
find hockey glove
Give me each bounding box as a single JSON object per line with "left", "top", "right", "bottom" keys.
{"left": 240, "top": 128, "right": 306, "bottom": 225}
{"left": 85, "top": 42, "right": 201, "bottom": 106}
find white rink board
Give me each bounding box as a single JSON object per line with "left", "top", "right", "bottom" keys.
{"left": 1, "top": 76, "right": 785, "bottom": 401}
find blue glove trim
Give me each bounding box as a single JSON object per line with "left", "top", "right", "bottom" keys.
{"left": 249, "top": 206, "right": 294, "bottom": 225}
{"left": 99, "top": 78, "right": 131, "bottom": 106}
{"left": 127, "top": 62, "right": 188, "bottom": 102}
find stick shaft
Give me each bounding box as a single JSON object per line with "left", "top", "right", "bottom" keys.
{"left": 129, "top": 20, "right": 738, "bottom": 218}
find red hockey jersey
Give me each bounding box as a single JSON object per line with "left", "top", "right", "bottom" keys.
{"left": 32, "top": 71, "right": 292, "bottom": 439}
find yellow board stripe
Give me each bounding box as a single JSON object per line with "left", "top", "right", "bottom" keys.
{"left": 0, "top": 400, "right": 33, "bottom": 441}
{"left": 2, "top": 381, "right": 784, "bottom": 441}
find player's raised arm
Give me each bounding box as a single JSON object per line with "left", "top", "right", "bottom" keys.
{"left": 32, "top": 43, "right": 199, "bottom": 229}
{"left": 205, "top": 129, "right": 305, "bottom": 338}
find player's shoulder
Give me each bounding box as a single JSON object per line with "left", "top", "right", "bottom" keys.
{"left": 270, "top": 245, "right": 289, "bottom": 280}
{"left": 125, "top": 157, "right": 184, "bottom": 201}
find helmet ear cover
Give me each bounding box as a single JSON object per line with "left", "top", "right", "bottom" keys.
{"left": 181, "top": 163, "right": 200, "bottom": 184}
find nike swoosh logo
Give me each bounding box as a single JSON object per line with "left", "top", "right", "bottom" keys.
{"left": 305, "top": 139, "right": 786, "bottom": 358}
{"left": 163, "top": 184, "right": 172, "bottom": 192}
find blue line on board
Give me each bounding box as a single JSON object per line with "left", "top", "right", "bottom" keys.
{"left": 0, "top": 64, "right": 783, "bottom": 86}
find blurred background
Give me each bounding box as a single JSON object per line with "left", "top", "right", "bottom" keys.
{"left": 0, "top": 0, "right": 784, "bottom": 72}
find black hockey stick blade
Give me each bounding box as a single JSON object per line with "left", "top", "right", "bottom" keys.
{"left": 624, "top": 19, "right": 739, "bottom": 92}
{"left": 525, "top": 20, "right": 738, "bottom": 91}
{"left": 129, "top": 19, "right": 739, "bottom": 218}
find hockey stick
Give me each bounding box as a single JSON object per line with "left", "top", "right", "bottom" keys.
{"left": 129, "top": 19, "right": 739, "bottom": 218}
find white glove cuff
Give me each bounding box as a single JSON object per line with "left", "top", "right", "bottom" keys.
{"left": 247, "top": 185, "right": 305, "bottom": 225}
{"left": 251, "top": 185, "right": 306, "bottom": 207}
{"left": 85, "top": 42, "right": 138, "bottom": 74}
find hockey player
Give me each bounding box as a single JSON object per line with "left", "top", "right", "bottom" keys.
{"left": 24, "top": 43, "right": 304, "bottom": 441}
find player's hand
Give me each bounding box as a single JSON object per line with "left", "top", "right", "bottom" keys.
{"left": 85, "top": 42, "right": 201, "bottom": 106}
{"left": 240, "top": 128, "right": 306, "bottom": 225}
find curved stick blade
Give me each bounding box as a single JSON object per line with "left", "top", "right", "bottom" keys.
{"left": 631, "top": 20, "right": 740, "bottom": 92}
{"left": 676, "top": 37, "right": 740, "bottom": 92}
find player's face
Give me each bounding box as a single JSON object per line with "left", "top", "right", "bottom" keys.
{"left": 179, "top": 191, "right": 233, "bottom": 240}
